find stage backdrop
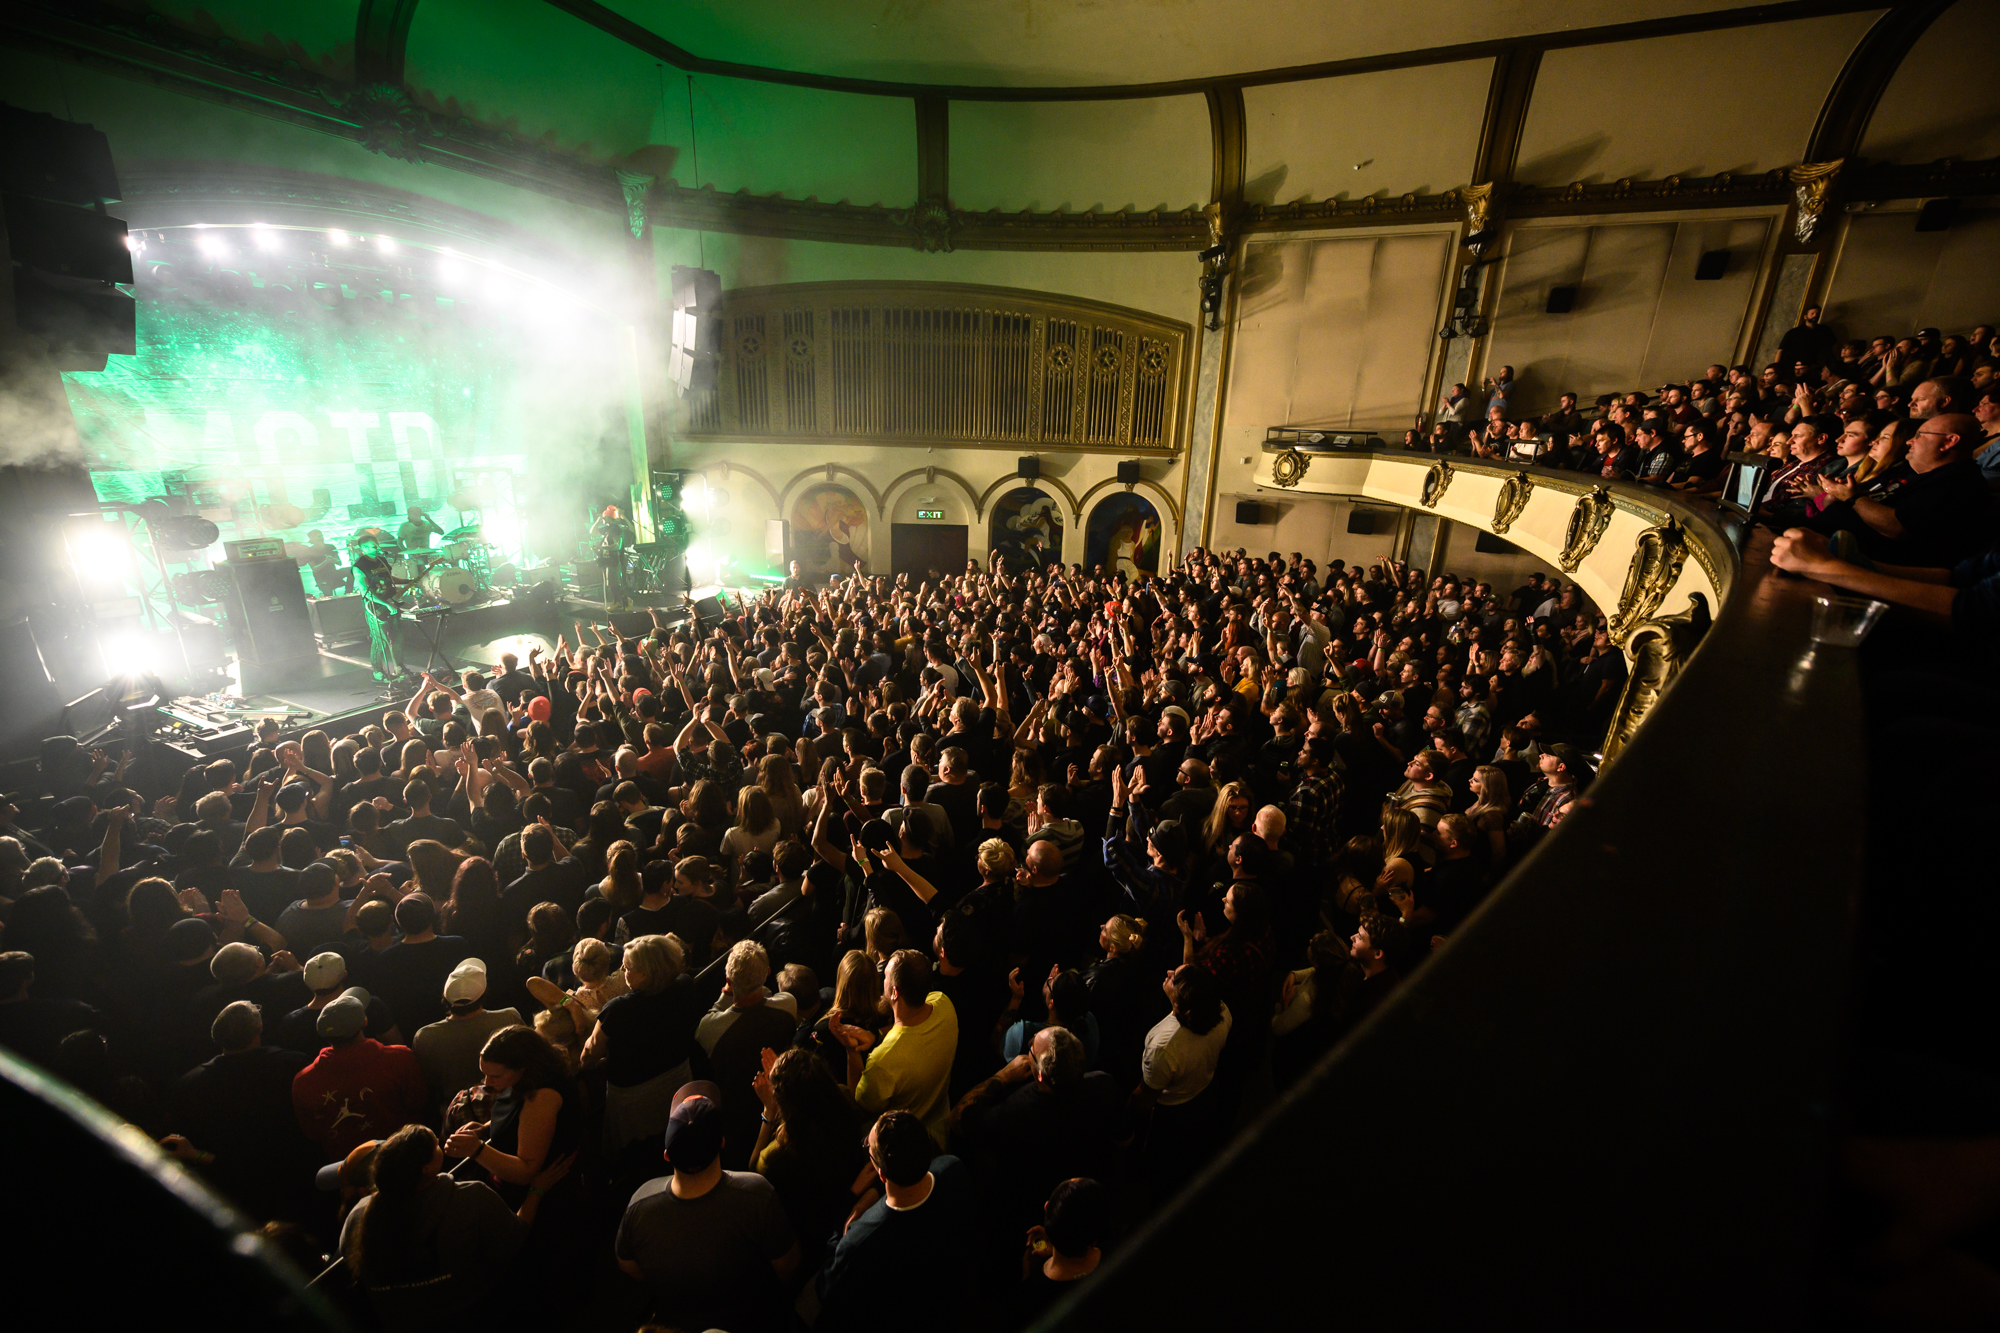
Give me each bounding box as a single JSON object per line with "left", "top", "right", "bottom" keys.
{"left": 61, "top": 225, "right": 631, "bottom": 588}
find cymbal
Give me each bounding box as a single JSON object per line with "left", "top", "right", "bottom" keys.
{"left": 443, "top": 524, "right": 482, "bottom": 540}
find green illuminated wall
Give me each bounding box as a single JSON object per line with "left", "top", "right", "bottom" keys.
{"left": 64, "top": 240, "right": 629, "bottom": 583}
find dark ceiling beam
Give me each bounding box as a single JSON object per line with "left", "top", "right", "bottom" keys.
{"left": 914, "top": 94, "right": 948, "bottom": 205}
{"left": 1204, "top": 85, "right": 1245, "bottom": 208}
{"left": 1470, "top": 46, "right": 1541, "bottom": 189}
{"left": 541, "top": 0, "right": 1885, "bottom": 103}
{"left": 1804, "top": 0, "right": 1954, "bottom": 161}
{"left": 353, "top": 0, "right": 421, "bottom": 87}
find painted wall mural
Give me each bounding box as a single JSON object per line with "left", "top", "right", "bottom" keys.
{"left": 1084, "top": 492, "right": 1162, "bottom": 577}
{"left": 790, "top": 483, "right": 870, "bottom": 578}
{"left": 988, "top": 486, "right": 1064, "bottom": 571}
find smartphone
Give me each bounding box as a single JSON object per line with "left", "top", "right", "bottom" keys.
{"left": 339, "top": 836, "right": 353, "bottom": 848}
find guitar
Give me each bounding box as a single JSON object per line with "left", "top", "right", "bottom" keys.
{"left": 361, "top": 553, "right": 446, "bottom": 620}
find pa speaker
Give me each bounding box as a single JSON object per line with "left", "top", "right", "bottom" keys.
{"left": 1116, "top": 460, "right": 1142, "bottom": 485}
{"left": 1346, "top": 509, "right": 1381, "bottom": 535}
{"left": 11, "top": 267, "right": 135, "bottom": 370}
{"left": 1915, "top": 198, "right": 1958, "bottom": 232}
{"left": 1693, "top": 249, "right": 1729, "bottom": 281}
{"left": 668, "top": 266, "right": 722, "bottom": 395}
{"left": 0, "top": 105, "right": 122, "bottom": 205}
{"left": 1545, "top": 285, "right": 1578, "bottom": 314}
{"left": 1474, "top": 531, "right": 1520, "bottom": 554}
{"left": 1017, "top": 456, "right": 1041, "bottom": 480}
{"left": 1235, "top": 501, "right": 1269, "bottom": 525}
{"left": 2, "top": 195, "right": 132, "bottom": 284}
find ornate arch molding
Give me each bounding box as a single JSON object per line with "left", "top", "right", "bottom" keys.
{"left": 882, "top": 467, "right": 985, "bottom": 521}
{"left": 779, "top": 464, "right": 886, "bottom": 519}
{"left": 1076, "top": 476, "right": 1183, "bottom": 532}
{"left": 689, "top": 460, "right": 781, "bottom": 515}
{"left": 978, "top": 473, "right": 1082, "bottom": 528}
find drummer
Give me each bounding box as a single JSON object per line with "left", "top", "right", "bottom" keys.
{"left": 398, "top": 504, "right": 444, "bottom": 552}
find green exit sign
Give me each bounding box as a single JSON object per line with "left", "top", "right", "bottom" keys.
{"left": 916, "top": 508, "right": 944, "bottom": 520}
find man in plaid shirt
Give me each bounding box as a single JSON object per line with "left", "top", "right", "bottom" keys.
{"left": 1285, "top": 734, "right": 1343, "bottom": 869}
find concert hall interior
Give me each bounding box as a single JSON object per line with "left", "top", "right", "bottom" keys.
{"left": 1, "top": 1, "right": 1999, "bottom": 1328}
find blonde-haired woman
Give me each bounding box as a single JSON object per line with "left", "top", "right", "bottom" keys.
{"left": 803, "top": 949, "right": 889, "bottom": 1082}
{"left": 579, "top": 933, "right": 702, "bottom": 1152}
{"left": 1084, "top": 914, "right": 1166, "bottom": 1088}
{"left": 1466, "top": 765, "right": 1512, "bottom": 866}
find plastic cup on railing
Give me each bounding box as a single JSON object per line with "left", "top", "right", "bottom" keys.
{"left": 1808, "top": 594, "right": 1888, "bottom": 646}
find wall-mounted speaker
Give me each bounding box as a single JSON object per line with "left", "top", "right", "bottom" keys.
{"left": 1545, "top": 285, "right": 1578, "bottom": 314}
{"left": 1474, "top": 531, "right": 1520, "bottom": 554}
{"left": 1017, "top": 456, "right": 1041, "bottom": 480}
{"left": 1915, "top": 198, "right": 1958, "bottom": 232}
{"left": 1693, "top": 250, "right": 1730, "bottom": 281}
{"left": 1117, "top": 460, "right": 1142, "bottom": 484}
{"left": 1346, "top": 509, "right": 1382, "bottom": 535}
{"left": 668, "top": 266, "right": 721, "bottom": 396}
{"left": 1235, "top": 501, "right": 1269, "bottom": 525}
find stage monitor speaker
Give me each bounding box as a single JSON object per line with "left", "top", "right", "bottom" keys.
{"left": 2, "top": 194, "right": 132, "bottom": 283}
{"left": 1235, "top": 501, "right": 1269, "bottom": 525}
{"left": 691, "top": 595, "right": 725, "bottom": 622}
{"left": 1117, "top": 460, "right": 1142, "bottom": 485}
{"left": 668, "top": 266, "right": 722, "bottom": 396}
{"left": 1017, "top": 456, "right": 1040, "bottom": 480}
{"left": 766, "top": 519, "right": 790, "bottom": 563}
{"left": 1545, "top": 285, "right": 1578, "bottom": 314}
{"left": 1346, "top": 509, "right": 1384, "bottom": 534}
{"left": 1914, "top": 198, "right": 1958, "bottom": 232}
{"left": 308, "top": 593, "right": 366, "bottom": 645}
{"left": 1693, "top": 249, "right": 1730, "bottom": 281}
{"left": 218, "top": 559, "right": 316, "bottom": 674}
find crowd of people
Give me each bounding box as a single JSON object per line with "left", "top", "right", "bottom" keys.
{"left": 2, "top": 308, "right": 1992, "bottom": 1331}
{"left": 0, "top": 525, "right": 1622, "bottom": 1330}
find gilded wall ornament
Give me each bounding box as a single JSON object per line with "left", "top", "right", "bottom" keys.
{"left": 1558, "top": 487, "right": 1616, "bottom": 572}
{"left": 1602, "top": 593, "right": 1712, "bottom": 761}
{"left": 906, "top": 200, "right": 954, "bottom": 253}
{"left": 1492, "top": 470, "right": 1534, "bottom": 535}
{"left": 1460, "top": 182, "right": 1496, "bottom": 234}
{"left": 1420, "top": 459, "right": 1454, "bottom": 509}
{"left": 1608, "top": 523, "right": 1691, "bottom": 644}
{"left": 1271, "top": 449, "right": 1309, "bottom": 489}
{"left": 1789, "top": 159, "right": 1843, "bottom": 243}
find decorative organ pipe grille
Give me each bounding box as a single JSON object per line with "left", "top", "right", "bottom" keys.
{"left": 686, "top": 281, "right": 1189, "bottom": 453}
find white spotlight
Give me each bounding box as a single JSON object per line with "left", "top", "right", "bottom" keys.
{"left": 327, "top": 228, "right": 351, "bottom": 246}
{"left": 377, "top": 236, "right": 398, "bottom": 254}
{"left": 251, "top": 222, "right": 279, "bottom": 252}
{"left": 198, "top": 234, "right": 228, "bottom": 259}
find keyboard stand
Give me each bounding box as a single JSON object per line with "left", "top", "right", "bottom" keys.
{"left": 413, "top": 605, "right": 461, "bottom": 676}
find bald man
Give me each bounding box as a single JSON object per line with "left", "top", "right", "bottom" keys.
{"left": 1816, "top": 413, "right": 1997, "bottom": 569}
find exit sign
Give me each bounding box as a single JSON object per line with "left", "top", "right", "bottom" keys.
{"left": 916, "top": 508, "right": 944, "bottom": 520}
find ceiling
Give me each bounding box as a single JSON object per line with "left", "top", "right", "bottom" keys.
{"left": 603, "top": 0, "right": 1756, "bottom": 88}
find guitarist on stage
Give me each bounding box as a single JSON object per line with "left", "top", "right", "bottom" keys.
{"left": 589, "top": 504, "right": 636, "bottom": 610}
{"left": 353, "top": 532, "right": 414, "bottom": 682}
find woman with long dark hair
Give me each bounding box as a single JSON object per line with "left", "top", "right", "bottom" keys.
{"left": 340, "top": 1122, "right": 568, "bottom": 1331}
{"left": 748, "top": 1046, "right": 866, "bottom": 1253}
{"left": 443, "top": 1025, "right": 581, "bottom": 1209}
{"left": 441, "top": 857, "right": 507, "bottom": 970}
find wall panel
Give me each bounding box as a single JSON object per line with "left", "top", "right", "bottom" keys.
{"left": 1860, "top": 0, "right": 2000, "bottom": 164}
{"left": 1242, "top": 61, "right": 1492, "bottom": 204}
{"left": 1824, "top": 207, "right": 2000, "bottom": 341}
{"left": 950, "top": 97, "right": 1209, "bottom": 214}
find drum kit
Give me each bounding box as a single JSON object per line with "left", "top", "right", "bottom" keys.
{"left": 389, "top": 523, "right": 496, "bottom": 608}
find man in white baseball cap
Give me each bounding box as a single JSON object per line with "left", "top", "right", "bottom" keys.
{"left": 274, "top": 952, "right": 401, "bottom": 1054}
{"left": 411, "top": 958, "right": 521, "bottom": 1108}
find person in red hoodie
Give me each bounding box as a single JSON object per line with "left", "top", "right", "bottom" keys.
{"left": 292, "top": 988, "right": 427, "bottom": 1160}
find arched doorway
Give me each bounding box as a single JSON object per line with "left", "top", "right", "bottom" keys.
{"left": 790, "top": 483, "right": 870, "bottom": 579}
{"left": 1084, "top": 492, "right": 1162, "bottom": 577}
{"left": 988, "top": 487, "right": 1063, "bottom": 572}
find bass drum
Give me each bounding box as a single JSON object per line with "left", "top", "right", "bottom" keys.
{"left": 422, "top": 566, "right": 480, "bottom": 606}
